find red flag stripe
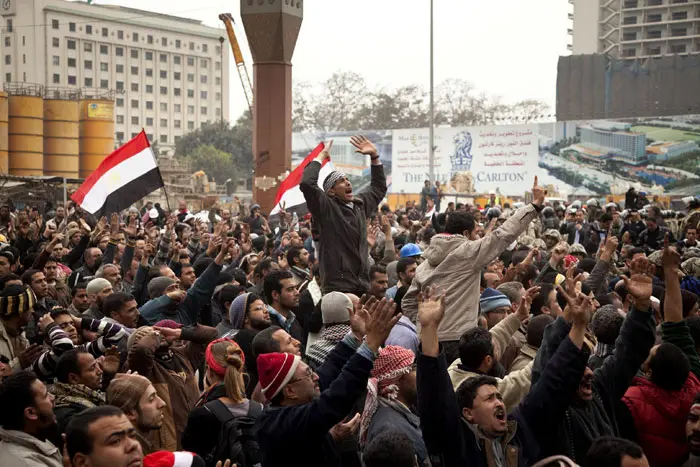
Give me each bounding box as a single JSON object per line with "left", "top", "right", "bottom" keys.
{"left": 273, "top": 142, "right": 328, "bottom": 207}
{"left": 72, "top": 130, "right": 151, "bottom": 205}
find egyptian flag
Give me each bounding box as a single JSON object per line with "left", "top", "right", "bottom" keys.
{"left": 72, "top": 131, "right": 164, "bottom": 216}
{"left": 270, "top": 142, "right": 335, "bottom": 216}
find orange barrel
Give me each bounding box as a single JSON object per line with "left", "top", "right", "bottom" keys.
{"left": 8, "top": 94, "right": 43, "bottom": 176}
{"left": 79, "top": 99, "right": 115, "bottom": 179}
{"left": 44, "top": 99, "right": 80, "bottom": 178}
{"left": 0, "top": 92, "right": 7, "bottom": 174}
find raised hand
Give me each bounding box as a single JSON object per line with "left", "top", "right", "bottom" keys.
{"left": 316, "top": 140, "right": 333, "bottom": 163}
{"left": 418, "top": 285, "right": 446, "bottom": 329}
{"left": 18, "top": 344, "right": 44, "bottom": 369}
{"left": 277, "top": 254, "right": 289, "bottom": 270}
{"left": 517, "top": 286, "right": 541, "bottom": 320}
{"left": 153, "top": 326, "right": 182, "bottom": 345}
{"left": 350, "top": 135, "right": 378, "bottom": 157}
{"left": 570, "top": 293, "right": 594, "bottom": 327}
{"left": 661, "top": 231, "right": 681, "bottom": 272}
{"left": 621, "top": 268, "right": 653, "bottom": 308}
{"left": 330, "top": 414, "right": 361, "bottom": 442}
{"left": 99, "top": 347, "right": 121, "bottom": 374}
{"left": 364, "top": 298, "right": 399, "bottom": 352}
{"left": 366, "top": 224, "right": 379, "bottom": 249}
{"left": 531, "top": 176, "right": 547, "bottom": 206}
{"left": 110, "top": 213, "right": 120, "bottom": 235}
{"left": 125, "top": 217, "right": 138, "bottom": 238}
{"left": 38, "top": 313, "right": 54, "bottom": 333}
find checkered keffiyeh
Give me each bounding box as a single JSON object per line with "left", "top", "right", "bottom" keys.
{"left": 322, "top": 170, "right": 346, "bottom": 193}
{"left": 359, "top": 345, "right": 415, "bottom": 445}
{"left": 683, "top": 258, "right": 700, "bottom": 278}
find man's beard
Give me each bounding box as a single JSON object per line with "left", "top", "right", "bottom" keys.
{"left": 487, "top": 361, "right": 506, "bottom": 379}
{"left": 249, "top": 317, "right": 271, "bottom": 332}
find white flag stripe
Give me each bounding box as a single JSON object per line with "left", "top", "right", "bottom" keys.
{"left": 269, "top": 161, "right": 335, "bottom": 215}
{"left": 79, "top": 146, "right": 157, "bottom": 214}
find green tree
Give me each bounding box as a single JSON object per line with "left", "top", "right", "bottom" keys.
{"left": 187, "top": 145, "right": 238, "bottom": 185}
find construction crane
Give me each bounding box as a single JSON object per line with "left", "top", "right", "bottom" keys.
{"left": 219, "top": 13, "right": 254, "bottom": 116}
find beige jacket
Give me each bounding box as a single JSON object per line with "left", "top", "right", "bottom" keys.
{"left": 402, "top": 204, "right": 539, "bottom": 341}
{"left": 447, "top": 314, "right": 533, "bottom": 413}
{"left": 0, "top": 428, "right": 63, "bottom": 467}
{"left": 0, "top": 320, "right": 29, "bottom": 371}
{"left": 510, "top": 343, "right": 538, "bottom": 374}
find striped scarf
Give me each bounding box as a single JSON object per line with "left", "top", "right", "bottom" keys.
{"left": 306, "top": 325, "right": 351, "bottom": 367}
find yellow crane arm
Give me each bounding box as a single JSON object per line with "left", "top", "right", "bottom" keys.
{"left": 218, "top": 13, "right": 254, "bottom": 115}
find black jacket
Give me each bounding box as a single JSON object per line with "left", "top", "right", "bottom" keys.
{"left": 531, "top": 309, "right": 656, "bottom": 463}
{"left": 256, "top": 338, "right": 371, "bottom": 467}
{"left": 300, "top": 161, "right": 387, "bottom": 294}
{"left": 417, "top": 335, "right": 587, "bottom": 467}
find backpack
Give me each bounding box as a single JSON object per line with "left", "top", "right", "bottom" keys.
{"left": 203, "top": 399, "right": 263, "bottom": 467}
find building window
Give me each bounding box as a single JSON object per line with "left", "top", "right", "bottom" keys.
{"left": 131, "top": 49, "right": 139, "bottom": 59}
{"left": 189, "top": 41, "right": 194, "bottom": 51}
{"left": 131, "top": 66, "right": 138, "bottom": 75}
{"left": 100, "top": 45, "right": 108, "bottom": 54}
{"left": 86, "top": 25, "right": 92, "bottom": 34}
{"left": 146, "top": 133, "right": 154, "bottom": 142}
{"left": 146, "top": 85, "right": 153, "bottom": 93}
{"left": 69, "top": 22, "right": 76, "bottom": 32}
{"left": 147, "top": 35, "right": 153, "bottom": 44}
{"left": 188, "top": 105, "right": 194, "bottom": 114}
{"left": 145, "top": 52, "right": 153, "bottom": 61}
{"left": 116, "top": 132, "right": 124, "bottom": 140}
{"left": 176, "top": 39, "right": 181, "bottom": 49}
{"left": 187, "top": 57, "right": 194, "bottom": 66}
{"left": 52, "top": 56, "right": 60, "bottom": 66}
{"left": 131, "top": 116, "right": 139, "bottom": 125}
{"left": 102, "top": 27, "right": 108, "bottom": 37}
{"left": 188, "top": 121, "right": 195, "bottom": 130}
{"left": 187, "top": 89, "right": 194, "bottom": 98}
{"left": 116, "top": 64, "right": 124, "bottom": 73}
{"left": 133, "top": 32, "right": 139, "bottom": 42}
{"left": 67, "top": 40, "right": 76, "bottom": 50}
{"left": 116, "top": 81, "right": 124, "bottom": 90}
{"left": 160, "top": 86, "right": 167, "bottom": 95}
{"left": 174, "top": 56, "right": 181, "bottom": 65}
{"left": 100, "top": 62, "right": 108, "bottom": 71}
{"left": 146, "top": 117, "right": 153, "bottom": 126}
{"left": 131, "top": 100, "right": 139, "bottom": 108}
{"left": 53, "top": 38, "right": 60, "bottom": 47}
{"left": 215, "top": 92, "right": 221, "bottom": 101}
{"left": 160, "top": 118, "right": 167, "bottom": 127}
{"left": 116, "top": 47, "right": 124, "bottom": 56}
{"left": 672, "top": 11, "right": 688, "bottom": 21}
{"left": 671, "top": 44, "right": 687, "bottom": 53}
{"left": 200, "top": 91, "right": 208, "bottom": 99}
{"left": 84, "top": 42, "right": 93, "bottom": 52}
{"left": 68, "top": 58, "right": 77, "bottom": 67}
{"left": 215, "top": 108, "right": 221, "bottom": 117}
{"left": 84, "top": 60, "right": 92, "bottom": 70}
{"left": 116, "top": 115, "right": 124, "bottom": 124}
{"left": 160, "top": 70, "right": 167, "bottom": 79}
{"left": 160, "top": 54, "right": 167, "bottom": 63}
{"left": 174, "top": 104, "right": 181, "bottom": 113}
{"left": 100, "top": 79, "right": 108, "bottom": 89}
{"left": 146, "top": 101, "right": 153, "bottom": 110}
{"left": 145, "top": 68, "right": 153, "bottom": 77}
{"left": 118, "top": 30, "right": 124, "bottom": 40}
{"left": 174, "top": 72, "right": 181, "bottom": 81}
{"left": 201, "top": 107, "right": 207, "bottom": 115}
{"left": 131, "top": 83, "right": 139, "bottom": 92}
{"left": 174, "top": 88, "right": 181, "bottom": 96}
{"left": 4, "top": 73, "right": 10, "bottom": 83}
{"left": 52, "top": 19, "right": 59, "bottom": 29}
{"left": 174, "top": 119, "right": 181, "bottom": 128}
{"left": 52, "top": 74, "right": 60, "bottom": 84}
{"left": 160, "top": 134, "right": 168, "bottom": 143}
{"left": 215, "top": 77, "right": 221, "bottom": 86}
{"left": 160, "top": 103, "right": 168, "bottom": 111}
{"left": 22, "top": 36, "right": 24, "bottom": 46}
{"left": 215, "top": 61, "right": 221, "bottom": 70}
{"left": 201, "top": 59, "right": 208, "bottom": 68}
{"left": 161, "top": 37, "right": 167, "bottom": 46}
{"left": 85, "top": 77, "right": 93, "bottom": 87}
{"left": 200, "top": 75, "right": 207, "bottom": 84}
{"left": 187, "top": 73, "right": 194, "bottom": 82}
{"left": 202, "top": 44, "right": 208, "bottom": 53}
{"left": 131, "top": 133, "right": 139, "bottom": 139}
{"left": 68, "top": 75, "right": 77, "bottom": 85}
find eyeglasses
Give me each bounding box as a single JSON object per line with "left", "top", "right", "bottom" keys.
{"left": 288, "top": 367, "right": 314, "bottom": 385}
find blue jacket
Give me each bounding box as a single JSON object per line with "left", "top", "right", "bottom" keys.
{"left": 256, "top": 336, "right": 372, "bottom": 467}
{"left": 417, "top": 334, "right": 588, "bottom": 467}
{"left": 140, "top": 262, "right": 222, "bottom": 326}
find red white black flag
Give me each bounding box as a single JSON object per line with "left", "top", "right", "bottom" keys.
{"left": 71, "top": 130, "right": 164, "bottom": 216}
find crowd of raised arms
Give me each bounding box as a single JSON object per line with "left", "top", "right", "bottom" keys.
{"left": 0, "top": 136, "right": 699, "bottom": 467}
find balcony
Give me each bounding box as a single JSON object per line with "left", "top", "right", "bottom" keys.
{"left": 622, "top": 48, "right": 638, "bottom": 57}
{"left": 623, "top": 0, "right": 638, "bottom": 7}
{"left": 671, "top": 11, "right": 689, "bottom": 20}
{"left": 647, "top": 30, "right": 663, "bottom": 38}
{"left": 623, "top": 16, "right": 639, "bottom": 24}
{"left": 622, "top": 32, "right": 639, "bottom": 40}
{"left": 671, "top": 27, "right": 689, "bottom": 35}
{"left": 646, "top": 13, "right": 663, "bottom": 22}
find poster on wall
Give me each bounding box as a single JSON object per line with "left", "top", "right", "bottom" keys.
{"left": 391, "top": 125, "right": 539, "bottom": 196}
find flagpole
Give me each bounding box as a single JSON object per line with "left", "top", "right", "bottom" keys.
{"left": 428, "top": 0, "right": 435, "bottom": 184}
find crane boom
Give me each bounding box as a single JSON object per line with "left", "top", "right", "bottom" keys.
{"left": 219, "top": 13, "right": 254, "bottom": 115}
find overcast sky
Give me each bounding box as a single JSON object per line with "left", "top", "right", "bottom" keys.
{"left": 97, "top": 0, "right": 571, "bottom": 122}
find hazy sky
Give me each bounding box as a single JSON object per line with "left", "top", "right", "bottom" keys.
{"left": 97, "top": 0, "right": 571, "bottom": 122}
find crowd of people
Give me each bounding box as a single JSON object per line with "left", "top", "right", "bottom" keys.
{"left": 0, "top": 134, "right": 699, "bottom": 467}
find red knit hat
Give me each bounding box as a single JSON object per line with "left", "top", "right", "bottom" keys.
{"left": 154, "top": 319, "right": 183, "bottom": 329}
{"left": 257, "top": 352, "right": 301, "bottom": 399}
{"left": 143, "top": 451, "right": 205, "bottom": 467}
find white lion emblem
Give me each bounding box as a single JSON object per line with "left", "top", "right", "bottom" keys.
{"left": 451, "top": 131, "right": 473, "bottom": 171}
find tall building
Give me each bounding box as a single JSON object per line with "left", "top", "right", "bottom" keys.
{"left": 0, "top": 0, "right": 230, "bottom": 154}
{"left": 569, "top": 0, "right": 700, "bottom": 60}
{"left": 578, "top": 121, "right": 647, "bottom": 164}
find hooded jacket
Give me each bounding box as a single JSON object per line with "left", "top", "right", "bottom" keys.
{"left": 402, "top": 203, "right": 539, "bottom": 342}
{"left": 300, "top": 160, "right": 387, "bottom": 294}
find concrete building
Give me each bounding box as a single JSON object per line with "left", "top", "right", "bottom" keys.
{"left": 647, "top": 140, "right": 699, "bottom": 160}
{"left": 0, "top": 0, "right": 230, "bottom": 153}
{"left": 578, "top": 121, "right": 648, "bottom": 164}
{"left": 569, "top": 0, "right": 700, "bottom": 60}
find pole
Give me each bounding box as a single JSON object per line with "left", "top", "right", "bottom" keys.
{"left": 219, "top": 36, "right": 225, "bottom": 131}
{"left": 63, "top": 178, "right": 67, "bottom": 205}
{"left": 428, "top": 0, "right": 435, "bottom": 183}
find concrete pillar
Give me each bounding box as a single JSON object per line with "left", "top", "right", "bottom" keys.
{"left": 240, "top": 0, "right": 303, "bottom": 212}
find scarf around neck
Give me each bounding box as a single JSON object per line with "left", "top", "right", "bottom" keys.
{"left": 52, "top": 382, "right": 105, "bottom": 409}
{"left": 306, "top": 324, "right": 350, "bottom": 367}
